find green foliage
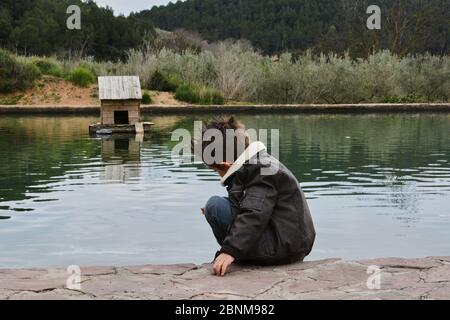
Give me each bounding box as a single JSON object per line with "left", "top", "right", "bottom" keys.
{"left": 90, "top": 93, "right": 98, "bottom": 99}
{"left": 175, "top": 84, "right": 224, "bottom": 105}
{"left": 0, "top": 7, "right": 12, "bottom": 44}
{"left": 175, "top": 84, "right": 200, "bottom": 103}
{"left": 0, "top": 49, "right": 40, "bottom": 93}
{"left": 138, "top": 0, "right": 449, "bottom": 57}
{"left": 383, "top": 95, "right": 426, "bottom": 103}
{"left": 77, "top": 44, "right": 450, "bottom": 103}
{"left": 142, "top": 90, "right": 153, "bottom": 104}
{"left": 1, "top": 0, "right": 447, "bottom": 61}
{"left": 198, "top": 87, "right": 225, "bottom": 105}
{"left": 67, "top": 67, "right": 96, "bottom": 88}
{"left": 0, "top": 94, "right": 23, "bottom": 105}
{"left": 31, "top": 58, "right": 63, "bottom": 77}
{"left": 0, "top": 0, "right": 155, "bottom": 60}
{"left": 149, "top": 70, "right": 180, "bottom": 92}
{"left": 7, "top": 43, "right": 445, "bottom": 104}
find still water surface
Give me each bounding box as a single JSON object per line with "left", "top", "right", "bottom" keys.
{"left": 0, "top": 114, "right": 449, "bottom": 268}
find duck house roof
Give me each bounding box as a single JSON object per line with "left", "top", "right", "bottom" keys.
{"left": 98, "top": 76, "right": 142, "bottom": 100}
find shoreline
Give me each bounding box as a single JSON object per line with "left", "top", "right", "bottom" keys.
{"left": 1, "top": 103, "right": 450, "bottom": 115}
{"left": 1, "top": 256, "right": 449, "bottom": 300}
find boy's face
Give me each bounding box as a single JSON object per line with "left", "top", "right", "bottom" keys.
{"left": 210, "top": 162, "right": 232, "bottom": 177}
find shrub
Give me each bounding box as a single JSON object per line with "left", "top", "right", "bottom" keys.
{"left": 383, "top": 94, "right": 426, "bottom": 103}
{"left": 67, "top": 67, "right": 96, "bottom": 87}
{"left": 0, "top": 49, "right": 40, "bottom": 93}
{"left": 90, "top": 91, "right": 98, "bottom": 99}
{"left": 213, "top": 41, "right": 261, "bottom": 101}
{"left": 32, "top": 58, "right": 63, "bottom": 77}
{"left": 126, "top": 48, "right": 157, "bottom": 88}
{"left": 142, "top": 90, "right": 153, "bottom": 104}
{"left": 166, "top": 74, "right": 182, "bottom": 91}
{"left": 56, "top": 44, "right": 449, "bottom": 104}
{"left": 175, "top": 84, "right": 200, "bottom": 103}
{"left": 149, "top": 70, "right": 180, "bottom": 92}
{"left": 175, "top": 84, "right": 224, "bottom": 104}
{"left": 198, "top": 87, "right": 225, "bottom": 105}
{"left": 254, "top": 53, "right": 306, "bottom": 104}
{"left": 396, "top": 55, "right": 450, "bottom": 102}
{"left": 0, "top": 95, "right": 23, "bottom": 105}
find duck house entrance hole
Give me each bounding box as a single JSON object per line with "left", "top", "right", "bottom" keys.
{"left": 114, "top": 111, "right": 129, "bottom": 125}
{"left": 114, "top": 138, "right": 130, "bottom": 151}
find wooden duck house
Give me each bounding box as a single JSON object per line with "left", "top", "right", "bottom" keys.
{"left": 89, "top": 76, "right": 153, "bottom": 134}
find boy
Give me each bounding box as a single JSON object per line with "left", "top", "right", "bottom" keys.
{"left": 195, "top": 117, "right": 315, "bottom": 276}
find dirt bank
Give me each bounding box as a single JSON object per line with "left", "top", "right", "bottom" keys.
{"left": 0, "top": 76, "right": 186, "bottom": 107}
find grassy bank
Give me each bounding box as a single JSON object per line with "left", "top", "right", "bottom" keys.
{"left": 1, "top": 44, "right": 449, "bottom": 105}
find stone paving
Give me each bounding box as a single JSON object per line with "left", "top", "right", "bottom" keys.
{"left": 1, "top": 257, "right": 449, "bottom": 300}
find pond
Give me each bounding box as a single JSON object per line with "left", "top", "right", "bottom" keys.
{"left": 0, "top": 113, "right": 450, "bottom": 268}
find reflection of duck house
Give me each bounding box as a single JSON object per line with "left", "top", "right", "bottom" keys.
{"left": 101, "top": 135, "right": 141, "bottom": 162}
{"left": 100, "top": 135, "right": 142, "bottom": 182}
{"left": 89, "top": 76, "right": 153, "bottom": 134}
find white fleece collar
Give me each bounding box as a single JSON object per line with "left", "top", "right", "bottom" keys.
{"left": 220, "top": 141, "right": 267, "bottom": 185}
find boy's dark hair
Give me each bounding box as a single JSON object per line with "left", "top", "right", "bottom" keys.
{"left": 192, "top": 116, "right": 250, "bottom": 165}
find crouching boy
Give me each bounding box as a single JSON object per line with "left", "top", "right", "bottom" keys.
{"left": 195, "top": 117, "right": 315, "bottom": 276}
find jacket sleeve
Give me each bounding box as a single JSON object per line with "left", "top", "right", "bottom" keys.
{"left": 220, "top": 176, "right": 278, "bottom": 261}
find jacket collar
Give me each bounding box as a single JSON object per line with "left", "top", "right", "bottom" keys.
{"left": 220, "top": 141, "right": 267, "bottom": 185}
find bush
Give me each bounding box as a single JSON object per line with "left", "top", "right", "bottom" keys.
{"left": 0, "top": 49, "right": 40, "bottom": 93}
{"left": 149, "top": 70, "right": 180, "bottom": 92}
{"left": 199, "top": 87, "right": 225, "bottom": 105}
{"left": 142, "top": 90, "right": 153, "bottom": 104}
{"left": 175, "top": 84, "right": 200, "bottom": 103}
{"left": 396, "top": 55, "right": 450, "bottom": 102}
{"left": 32, "top": 58, "right": 63, "bottom": 77}
{"left": 383, "top": 94, "right": 426, "bottom": 103}
{"left": 166, "top": 73, "right": 182, "bottom": 91}
{"left": 63, "top": 43, "right": 449, "bottom": 104}
{"left": 0, "top": 95, "right": 23, "bottom": 105}
{"left": 67, "top": 67, "right": 96, "bottom": 87}
{"left": 175, "top": 84, "right": 224, "bottom": 104}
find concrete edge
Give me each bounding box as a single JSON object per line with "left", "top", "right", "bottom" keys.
{"left": 0, "top": 103, "right": 450, "bottom": 114}
{"left": 1, "top": 256, "right": 449, "bottom": 300}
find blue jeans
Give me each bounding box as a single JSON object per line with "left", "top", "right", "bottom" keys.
{"left": 204, "top": 196, "right": 234, "bottom": 246}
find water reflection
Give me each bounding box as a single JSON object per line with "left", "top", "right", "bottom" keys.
{"left": 0, "top": 114, "right": 449, "bottom": 268}
{"left": 99, "top": 134, "right": 142, "bottom": 183}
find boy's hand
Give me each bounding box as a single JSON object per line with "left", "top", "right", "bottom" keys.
{"left": 213, "top": 253, "right": 235, "bottom": 276}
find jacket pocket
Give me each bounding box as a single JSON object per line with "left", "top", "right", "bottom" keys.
{"left": 240, "top": 194, "right": 265, "bottom": 211}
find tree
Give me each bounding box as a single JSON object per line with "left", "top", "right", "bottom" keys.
{"left": 10, "top": 8, "right": 58, "bottom": 55}
{"left": 0, "top": 0, "right": 155, "bottom": 60}
{"left": 136, "top": 0, "right": 449, "bottom": 57}
{"left": 0, "top": 8, "right": 12, "bottom": 45}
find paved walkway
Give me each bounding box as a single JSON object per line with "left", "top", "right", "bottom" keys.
{"left": 1, "top": 257, "right": 449, "bottom": 300}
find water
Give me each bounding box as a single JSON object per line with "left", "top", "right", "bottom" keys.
{"left": 0, "top": 114, "right": 449, "bottom": 268}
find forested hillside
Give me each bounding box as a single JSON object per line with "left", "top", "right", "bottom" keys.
{"left": 0, "top": 0, "right": 155, "bottom": 60}
{"left": 136, "top": 0, "right": 449, "bottom": 57}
